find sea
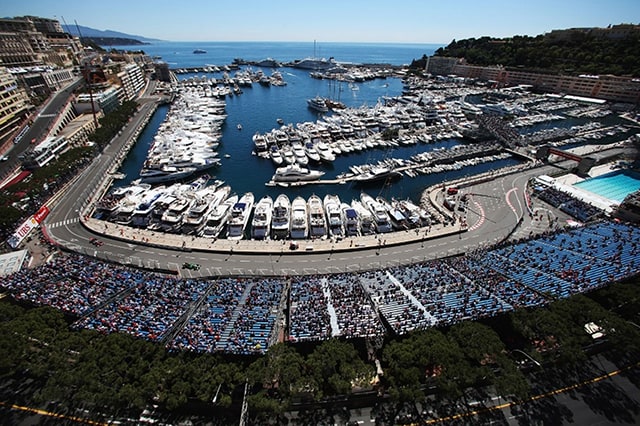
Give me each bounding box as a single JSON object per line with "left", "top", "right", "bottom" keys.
{"left": 112, "top": 41, "right": 522, "bottom": 206}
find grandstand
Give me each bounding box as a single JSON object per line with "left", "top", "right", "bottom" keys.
{"left": 1, "top": 220, "right": 639, "bottom": 354}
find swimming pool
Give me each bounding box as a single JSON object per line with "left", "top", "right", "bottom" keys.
{"left": 573, "top": 169, "right": 640, "bottom": 203}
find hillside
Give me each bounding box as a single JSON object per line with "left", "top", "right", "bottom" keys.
{"left": 432, "top": 27, "right": 640, "bottom": 77}
{"left": 62, "top": 24, "right": 161, "bottom": 43}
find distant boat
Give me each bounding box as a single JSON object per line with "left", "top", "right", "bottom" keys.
{"left": 307, "top": 96, "right": 329, "bottom": 113}
{"left": 193, "top": 49, "right": 207, "bottom": 54}
{"left": 237, "top": 124, "right": 242, "bottom": 130}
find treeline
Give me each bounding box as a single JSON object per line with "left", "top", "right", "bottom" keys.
{"left": 0, "top": 279, "right": 638, "bottom": 424}
{"left": 430, "top": 32, "right": 640, "bottom": 77}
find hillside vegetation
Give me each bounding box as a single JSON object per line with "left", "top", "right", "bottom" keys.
{"left": 433, "top": 32, "right": 640, "bottom": 77}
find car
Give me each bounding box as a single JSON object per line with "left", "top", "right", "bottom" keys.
{"left": 89, "top": 237, "right": 103, "bottom": 246}
{"left": 182, "top": 262, "right": 200, "bottom": 270}
{"left": 446, "top": 187, "right": 459, "bottom": 195}
{"left": 0, "top": 155, "right": 8, "bottom": 161}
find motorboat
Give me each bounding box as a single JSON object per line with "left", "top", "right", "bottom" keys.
{"left": 200, "top": 194, "right": 238, "bottom": 238}
{"left": 160, "top": 196, "right": 194, "bottom": 233}
{"left": 251, "top": 195, "right": 273, "bottom": 240}
{"left": 271, "top": 194, "right": 291, "bottom": 240}
{"left": 341, "top": 202, "right": 360, "bottom": 236}
{"left": 253, "top": 133, "right": 267, "bottom": 152}
{"left": 361, "top": 193, "right": 392, "bottom": 233}
{"left": 354, "top": 166, "right": 402, "bottom": 184}
{"left": 289, "top": 196, "right": 308, "bottom": 239}
{"left": 291, "top": 142, "right": 309, "bottom": 166}
{"left": 226, "top": 192, "right": 255, "bottom": 240}
{"left": 377, "top": 196, "right": 409, "bottom": 230}
{"left": 315, "top": 141, "right": 336, "bottom": 162}
{"left": 351, "top": 200, "right": 376, "bottom": 235}
{"left": 324, "top": 194, "right": 344, "bottom": 237}
{"left": 181, "top": 185, "right": 230, "bottom": 235}
{"left": 139, "top": 165, "right": 197, "bottom": 184}
{"left": 308, "top": 194, "right": 327, "bottom": 238}
{"left": 271, "top": 164, "right": 325, "bottom": 182}
{"left": 270, "top": 146, "right": 284, "bottom": 166}
{"left": 307, "top": 96, "right": 329, "bottom": 113}
{"left": 304, "top": 142, "right": 321, "bottom": 163}
{"left": 281, "top": 146, "right": 296, "bottom": 165}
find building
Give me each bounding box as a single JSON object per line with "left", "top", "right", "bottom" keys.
{"left": 117, "top": 63, "right": 145, "bottom": 101}
{"left": 57, "top": 113, "right": 100, "bottom": 147}
{"left": 0, "top": 67, "right": 31, "bottom": 143}
{"left": 74, "top": 86, "right": 123, "bottom": 115}
{"left": 22, "top": 135, "right": 69, "bottom": 169}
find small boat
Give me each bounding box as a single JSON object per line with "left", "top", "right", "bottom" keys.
{"left": 271, "top": 164, "right": 325, "bottom": 182}
{"left": 271, "top": 194, "right": 291, "bottom": 240}
{"left": 304, "top": 142, "right": 321, "bottom": 163}
{"left": 251, "top": 195, "right": 273, "bottom": 240}
{"left": 193, "top": 49, "right": 207, "bottom": 54}
{"left": 226, "top": 192, "right": 255, "bottom": 240}
{"left": 237, "top": 124, "right": 243, "bottom": 130}
{"left": 276, "top": 118, "right": 284, "bottom": 125}
{"left": 315, "top": 141, "right": 336, "bottom": 162}
{"left": 281, "top": 146, "right": 296, "bottom": 165}
{"left": 290, "top": 196, "right": 308, "bottom": 239}
{"left": 253, "top": 132, "right": 267, "bottom": 152}
{"left": 270, "top": 146, "right": 284, "bottom": 166}
{"left": 291, "top": 142, "right": 309, "bottom": 166}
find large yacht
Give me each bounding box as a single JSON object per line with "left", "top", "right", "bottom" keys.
{"left": 200, "top": 194, "right": 238, "bottom": 238}
{"left": 315, "top": 141, "right": 336, "bottom": 162}
{"left": 181, "top": 185, "right": 230, "bottom": 235}
{"left": 251, "top": 195, "right": 274, "bottom": 240}
{"left": 324, "top": 194, "right": 344, "bottom": 238}
{"left": 271, "top": 164, "right": 325, "bottom": 182}
{"left": 307, "top": 96, "right": 329, "bottom": 113}
{"left": 226, "top": 192, "right": 255, "bottom": 240}
{"left": 289, "top": 196, "right": 308, "bottom": 239}
{"left": 271, "top": 194, "right": 291, "bottom": 240}
{"left": 308, "top": 194, "right": 327, "bottom": 238}
{"left": 361, "top": 193, "right": 392, "bottom": 233}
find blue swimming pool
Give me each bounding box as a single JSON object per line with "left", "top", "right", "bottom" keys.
{"left": 574, "top": 169, "right": 640, "bottom": 203}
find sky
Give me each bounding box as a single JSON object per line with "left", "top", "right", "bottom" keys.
{"left": 3, "top": 0, "right": 639, "bottom": 44}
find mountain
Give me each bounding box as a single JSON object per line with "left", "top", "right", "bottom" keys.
{"left": 62, "top": 24, "right": 162, "bottom": 43}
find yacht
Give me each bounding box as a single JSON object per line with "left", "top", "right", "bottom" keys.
{"left": 341, "top": 202, "right": 360, "bottom": 237}
{"left": 271, "top": 194, "right": 291, "bottom": 240}
{"left": 324, "top": 194, "right": 344, "bottom": 238}
{"left": 251, "top": 195, "right": 273, "bottom": 240}
{"left": 129, "top": 187, "right": 166, "bottom": 228}
{"left": 307, "top": 96, "right": 329, "bottom": 113}
{"left": 281, "top": 146, "right": 296, "bottom": 165}
{"left": 289, "top": 196, "right": 308, "bottom": 239}
{"left": 181, "top": 185, "right": 230, "bottom": 235}
{"left": 269, "top": 146, "right": 284, "bottom": 166}
{"left": 253, "top": 133, "right": 267, "bottom": 152}
{"left": 271, "top": 164, "right": 325, "bottom": 182}
{"left": 160, "top": 196, "right": 194, "bottom": 233}
{"left": 304, "top": 142, "right": 321, "bottom": 163}
{"left": 139, "top": 165, "right": 197, "bottom": 184}
{"left": 315, "top": 141, "right": 336, "bottom": 162}
{"left": 361, "top": 193, "right": 392, "bottom": 233}
{"left": 226, "top": 192, "right": 255, "bottom": 240}
{"left": 354, "top": 165, "right": 402, "bottom": 184}
{"left": 291, "top": 142, "right": 309, "bottom": 166}
{"left": 351, "top": 200, "right": 376, "bottom": 236}
{"left": 397, "top": 198, "right": 431, "bottom": 227}
{"left": 200, "top": 194, "right": 238, "bottom": 238}
{"left": 377, "top": 196, "right": 409, "bottom": 230}
{"left": 308, "top": 194, "right": 327, "bottom": 238}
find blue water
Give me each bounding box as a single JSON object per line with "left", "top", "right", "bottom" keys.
{"left": 118, "top": 41, "right": 443, "bottom": 67}
{"left": 113, "top": 41, "right": 521, "bottom": 205}
{"left": 574, "top": 170, "right": 640, "bottom": 203}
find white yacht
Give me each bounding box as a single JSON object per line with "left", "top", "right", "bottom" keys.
{"left": 361, "top": 193, "right": 392, "bottom": 233}
{"left": 324, "top": 194, "right": 344, "bottom": 238}
{"left": 289, "top": 196, "right": 308, "bottom": 239}
{"left": 307, "top": 96, "right": 329, "bottom": 112}
{"left": 377, "top": 196, "right": 409, "bottom": 230}
{"left": 269, "top": 146, "right": 284, "bottom": 166}
{"left": 226, "top": 192, "right": 255, "bottom": 240}
{"left": 341, "top": 202, "right": 360, "bottom": 237}
{"left": 291, "top": 142, "right": 309, "bottom": 166}
{"left": 315, "top": 141, "right": 336, "bottom": 162}
{"left": 271, "top": 194, "right": 291, "bottom": 240}
{"left": 181, "top": 185, "right": 230, "bottom": 235}
{"left": 304, "top": 142, "right": 321, "bottom": 163}
{"left": 281, "top": 146, "right": 296, "bottom": 165}
{"left": 351, "top": 199, "right": 376, "bottom": 235}
{"left": 271, "top": 164, "right": 325, "bottom": 182}
{"left": 253, "top": 132, "right": 267, "bottom": 152}
{"left": 251, "top": 195, "right": 273, "bottom": 240}
{"left": 308, "top": 194, "right": 327, "bottom": 238}
{"left": 130, "top": 187, "right": 166, "bottom": 228}
{"left": 200, "top": 194, "right": 238, "bottom": 238}
{"left": 160, "top": 196, "right": 194, "bottom": 233}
